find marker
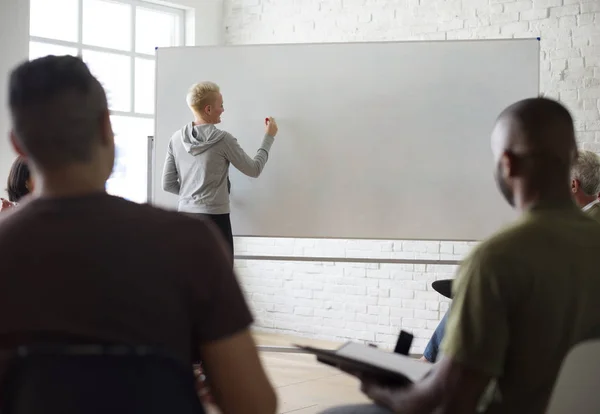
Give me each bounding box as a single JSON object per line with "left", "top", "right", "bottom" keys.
{"left": 265, "top": 117, "right": 269, "bottom": 124}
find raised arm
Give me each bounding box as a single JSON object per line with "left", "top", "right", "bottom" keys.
{"left": 162, "top": 141, "right": 180, "bottom": 194}
{"left": 223, "top": 117, "right": 278, "bottom": 178}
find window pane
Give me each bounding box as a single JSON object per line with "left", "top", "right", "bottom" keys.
{"left": 30, "top": 0, "right": 79, "bottom": 42}
{"left": 134, "top": 58, "right": 155, "bottom": 114}
{"left": 83, "top": 0, "right": 132, "bottom": 51}
{"left": 29, "top": 42, "right": 78, "bottom": 60}
{"left": 135, "top": 7, "right": 180, "bottom": 55}
{"left": 107, "top": 116, "right": 154, "bottom": 204}
{"left": 83, "top": 50, "right": 131, "bottom": 112}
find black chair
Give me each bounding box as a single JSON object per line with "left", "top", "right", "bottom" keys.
{"left": 0, "top": 345, "right": 206, "bottom": 414}
{"left": 431, "top": 279, "right": 453, "bottom": 299}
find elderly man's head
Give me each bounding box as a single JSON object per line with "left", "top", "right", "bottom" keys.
{"left": 571, "top": 150, "right": 600, "bottom": 208}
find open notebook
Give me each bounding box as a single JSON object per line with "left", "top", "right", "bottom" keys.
{"left": 296, "top": 342, "right": 432, "bottom": 386}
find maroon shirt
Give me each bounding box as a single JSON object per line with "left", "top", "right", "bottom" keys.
{"left": 0, "top": 193, "right": 252, "bottom": 364}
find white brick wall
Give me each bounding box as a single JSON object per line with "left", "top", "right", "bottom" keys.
{"left": 224, "top": 0, "right": 600, "bottom": 353}
{"left": 234, "top": 238, "right": 463, "bottom": 353}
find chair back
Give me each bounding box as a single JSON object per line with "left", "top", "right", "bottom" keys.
{"left": 0, "top": 345, "right": 206, "bottom": 414}
{"left": 546, "top": 339, "right": 600, "bottom": 414}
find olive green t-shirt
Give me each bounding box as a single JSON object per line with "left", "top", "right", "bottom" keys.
{"left": 584, "top": 201, "right": 600, "bottom": 223}
{"left": 441, "top": 201, "right": 600, "bottom": 414}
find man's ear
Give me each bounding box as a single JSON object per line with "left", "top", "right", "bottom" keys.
{"left": 10, "top": 130, "right": 26, "bottom": 157}
{"left": 99, "top": 110, "right": 114, "bottom": 147}
{"left": 500, "top": 152, "right": 515, "bottom": 179}
{"left": 571, "top": 178, "right": 580, "bottom": 194}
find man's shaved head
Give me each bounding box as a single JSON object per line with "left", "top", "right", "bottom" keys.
{"left": 492, "top": 98, "right": 577, "bottom": 164}
{"left": 491, "top": 98, "right": 578, "bottom": 208}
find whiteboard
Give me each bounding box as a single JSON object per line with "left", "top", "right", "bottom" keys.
{"left": 154, "top": 40, "right": 539, "bottom": 241}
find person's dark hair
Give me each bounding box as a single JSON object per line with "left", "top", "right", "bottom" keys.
{"left": 8, "top": 55, "right": 109, "bottom": 169}
{"left": 6, "top": 156, "right": 31, "bottom": 203}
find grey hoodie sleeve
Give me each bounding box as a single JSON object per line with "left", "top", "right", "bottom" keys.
{"left": 162, "top": 141, "right": 180, "bottom": 195}
{"left": 223, "top": 133, "right": 275, "bottom": 178}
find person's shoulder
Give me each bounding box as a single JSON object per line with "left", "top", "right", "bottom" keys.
{"left": 451, "top": 221, "right": 534, "bottom": 299}
{"left": 129, "top": 205, "right": 231, "bottom": 270}
{"left": 116, "top": 199, "right": 224, "bottom": 252}
{"left": 576, "top": 208, "right": 600, "bottom": 244}
{"left": 214, "top": 127, "right": 234, "bottom": 141}
{"left": 168, "top": 125, "right": 186, "bottom": 145}
{"left": 119, "top": 198, "right": 211, "bottom": 230}
{"left": 551, "top": 205, "right": 600, "bottom": 244}
{"left": 0, "top": 197, "right": 41, "bottom": 239}
{"left": 469, "top": 206, "right": 600, "bottom": 264}
{"left": 469, "top": 218, "right": 531, "bottom": 259}
{"left": 456, "top": 216, "right": 545, "bottom": 280}
{"left": 585, "top": 203, "right": 600, "bottom": 223}
{"left": 0, "top": 205, "right": 20, "bottom": 230}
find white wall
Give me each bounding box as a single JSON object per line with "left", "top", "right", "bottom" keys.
{"left": 224, "top": 0, "right": 600, "bottom": 352}
{"left": 0, "top": 0, "right": 29, "bottom": 192}
{"left": 164, "top": 0, "right": 224, "bottom": 45}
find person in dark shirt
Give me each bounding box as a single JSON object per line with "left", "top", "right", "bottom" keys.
{"left": 0, "top": 55, "right": 276, "bottom": 414}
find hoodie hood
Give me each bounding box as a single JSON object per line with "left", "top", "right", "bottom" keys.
{"left": 181, "top": 123, "right": 227, "bottom": 155}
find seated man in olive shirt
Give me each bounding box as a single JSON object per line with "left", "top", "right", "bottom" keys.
{"left": 0, "top": 56, "right": 276, "bottom": 414}
{"left": 420, "top": 149, "right": 600, "bottom": 366}
{"left": 323, "top": 98, "right": 600, "bottom": 414}
{"left": 420, "top": 151, "right": 600, "bottom": 366}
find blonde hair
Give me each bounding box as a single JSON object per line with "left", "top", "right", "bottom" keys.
{"left": 572, "top": 150, "right": 600, "bottom": 196}
{"left": 186, "top": 81, "right": 220, "bottom": 114}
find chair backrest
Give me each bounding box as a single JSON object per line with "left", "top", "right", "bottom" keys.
{"left": 546, "top": 339, "right": 600, "bottom": 414}
{"left": 0, "top": 345, "right": 206, "bottom": 414}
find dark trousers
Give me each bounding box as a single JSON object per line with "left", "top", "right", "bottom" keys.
{"left": 185, "top": 213, "right": 234, "bottom": 265}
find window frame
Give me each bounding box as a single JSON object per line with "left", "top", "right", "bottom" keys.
{"left": 29, "top": 0, "right": 185, "bottom": 203}
{"left": 29, "top": 0, "right": 185, "bottom": 121}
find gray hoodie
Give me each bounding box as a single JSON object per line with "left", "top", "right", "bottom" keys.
{"left": 162, "top": 123, "right": 275, "bottom": 214}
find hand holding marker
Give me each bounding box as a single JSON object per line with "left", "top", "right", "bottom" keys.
{"left": 265, "top": 117, "right": 278, "bottom": 137}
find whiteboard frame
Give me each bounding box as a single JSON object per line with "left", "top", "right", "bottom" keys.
{"left": 150, "top": 38, "right": 541, "bottom": 242}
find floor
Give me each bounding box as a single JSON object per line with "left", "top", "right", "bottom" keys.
{"left": 205, "top": 332, "right": 370, "bottom": 414}
{"left": 255, "top": 332, "right": 370, "bottom": 414}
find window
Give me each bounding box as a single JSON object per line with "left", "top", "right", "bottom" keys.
{"left": 29, "top": 0, "right": 185, "bottom": 203}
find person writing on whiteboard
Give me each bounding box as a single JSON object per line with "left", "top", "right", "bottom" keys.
{"left": 162, "top": 81, "right": 278, "bottom": 260}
